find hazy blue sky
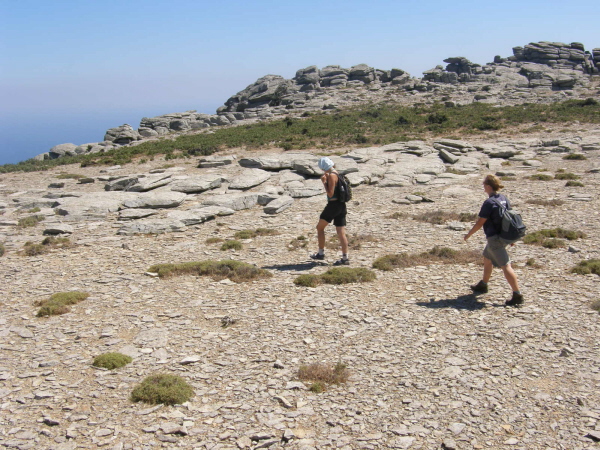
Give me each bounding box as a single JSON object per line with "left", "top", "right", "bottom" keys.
{"left": 1, "top": 0, "right": 599, "bottom": 165}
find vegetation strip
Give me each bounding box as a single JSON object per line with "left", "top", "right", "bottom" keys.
{"left": 373, "top": 246, "right": 481, "bottom": 271}
{"left": 36, "top": 291, "right": 89, "bottom": 317}
{"left": 147, "top": 259, "right": 272, "bottom": 282}
{"left": 294, "top": 267, "right": 376, "bottom": 287}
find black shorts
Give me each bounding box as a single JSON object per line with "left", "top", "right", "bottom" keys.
{"left": 320, "top": 201, "right": 347, "bottom": 227}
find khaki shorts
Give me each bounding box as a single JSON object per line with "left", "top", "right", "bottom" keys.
{"left": 483, "top": 235, "right": 511, "bottom": 268}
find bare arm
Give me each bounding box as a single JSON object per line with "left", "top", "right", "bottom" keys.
{"left": 322, "top": 172, "right": 338, "bottom": 198}
{"left": 464, "top": 217, "right": 487, "bottom": 241}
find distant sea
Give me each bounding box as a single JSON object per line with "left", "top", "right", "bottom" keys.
{"left": 0, "top": 106, "right": 217, "bottom": 166}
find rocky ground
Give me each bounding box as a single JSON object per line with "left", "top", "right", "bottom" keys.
{"left": 1, "top": 126, "right": 599, "bottom": 450}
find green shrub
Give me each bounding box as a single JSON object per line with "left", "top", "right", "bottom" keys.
{"left": 234, "top": 228, "right": 280, "bottom": 239}
{"left": 294, "top": 267, "right": 376, "bottom": 287}
{"left": 23, "top": 237, "right": 73, "bottom": 256}
{"left": 36, "top": 291, "right": 89, "bottom": 317}
{"left": 147, "top": 259, "right": 272, "bottom": 283}
{"left": 288, "top": 235, "right": 308, "bottom": 251}
{"left": 205, "top": 237, "right": 223, "bottom": 244}
{"left": 27, "top": 207, "right": 41, "bottom": 213}
{"left": 529, "top": 174, "right": 553, "bottom": 181}
{"left": 373, "top": 246, "right": 481, "bottom": 271}
{"left": 563, "top": 153, "right": 587, "bottom": 160}
{"left": 0, "top": 243, "right": 4, "bottom": 257}
{"left": 220, "top": 240, "right": 243, "bottom": 251}
{"left": 571, "top": 259, "right": 600, "bottom": 276}
{"left": 565, "top": 180, "right": 584, "bottom": 187}
{"left": 130, "top": 374, "right": 194, "bottom": 405}
{"left": 591, "top": 300, "right": 600, "bottom": 313}
{"left": 18, "top": 215, "right": 45, "bottom": 228}
{"left": 93, "top": 352, "right": 132, "bottom": 370}
{"left": 525, "top": 258, "right": 541, "bottom": 268}
{"left": 554, "top": 172, "right": 579, "bottom": 180}
{"left": 523, "top": 228, "right": 585, "bottom": 246}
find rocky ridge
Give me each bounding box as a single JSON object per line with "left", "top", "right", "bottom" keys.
{"left": 36, "top": 41, "right": 600, "bottom": 162}
{"left": 1, "top": 124, "right": 600, "bottom": 449}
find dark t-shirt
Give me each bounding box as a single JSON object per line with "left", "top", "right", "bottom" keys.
{"left": 479, "top": 193, "right": 511, "bottom": 238}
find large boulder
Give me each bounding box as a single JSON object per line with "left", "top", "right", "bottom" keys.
{"left": 48, "top": 143, "right": 77, "bottom": 159}
{"left": 263, "top": 195, "right": 294, "bottom": 214}
{"left": 104, "top": 124, "right": 141, "bottom": 144}
{"left": 229, "top": 169, "right": 271, "bottom": 190}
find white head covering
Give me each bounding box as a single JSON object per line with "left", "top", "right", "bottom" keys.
{"left": 318, "top": 157, "right": 334, "bottom": 171}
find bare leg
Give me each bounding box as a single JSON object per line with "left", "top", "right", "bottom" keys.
{"left": 336, "top": 226, "right": 348, "bottom": 255}
{"left": 316, "top": 219, "right": 328, "bottom": 251}
{"left": 482, "top": 257, "right": 493, "bottom": 283}
{"left": 501, "top": 263, "right": 520, "bottom": 292}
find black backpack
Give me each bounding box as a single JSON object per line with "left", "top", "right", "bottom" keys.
{"left": 492, "top": 198, "right": 526, "bottom": 241}
{"left": 336, "top": 172, "right": 353, "bottom": 202}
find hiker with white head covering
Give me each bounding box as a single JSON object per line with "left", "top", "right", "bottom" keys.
{"left": 310, "top": 157, "right": 349, "bottom": 265}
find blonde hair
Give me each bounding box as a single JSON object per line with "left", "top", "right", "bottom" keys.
{"left": 484, "top": 174, "right": 504, "bottom": 191}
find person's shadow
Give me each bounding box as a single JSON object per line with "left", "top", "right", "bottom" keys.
{"left": 416, "top": 294, "right": 486, "bottom": 311}
{"left": 263, "top": 261, "right": 326, "bottom": 272}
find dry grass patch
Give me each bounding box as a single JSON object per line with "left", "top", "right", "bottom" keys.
{"left": 17, "top": 215, "right": 45, "bottom": 228}
{"left": 288, "top": 235, "right": 308, "bottom": 251}
{"left": 205, "top": 237, "right": 224, "bottom": 244}
{"left": 412, "top": 210, "right": 477, "bottom": 225}
{"left": 523, "top": 228, "right": 585, "bottom": 248}
{"left": 571, "top": 259, "right": 600, "bottom": 276}
{"left": 563, "top": 153, "right": 587, "bottom": 160}
{"left": 220, "top": 240, "right": 243, "bottom": 251}
{"left": 294, "top": 267, "right": 376, "bottom": 287}
{"left": 526, "top": 198, "right": 565, "bottom": 207}
{"left": 93, "top": 352, "right": 132, "bottom": 370}
{"left": 131, "top": 374, "right": 194, "bottom": 405}
{"left": 529, "top": 174, "right": 553, "bottom": 181}
{"left": 147, "top": 259, "right": 272, "bottom": 283}
{"left": 565, "top": 180, "right": 584, "bottom": 187}
{"left": 36, "top": 291, "right": 89, "bottom": 317}
{"left": 56, "top": 173, "right": 86, "bottom": 179}
{"left": 525, "top": 258, "right": 542, "bottom": 269}
{"left": 373, "top": 246, "right": 481, "bottom": 271}
{"left": 327, "top": 233, "right": 378, "bottom": 250}
{"left": 23, "top": 237, "right": 73, "bottom": 256}
{"left": 554, "top": 172, "right": 580, "bottom": 180}
{"left": 234, "top": 228, "right": 279, "bottom": 239}
{"left": 591, "top": 300, "right": 600, "bottom": 313}
{"left": 0, "top": 243, "right": 4, "bottom": 257}
{"left": 298, "top": 362, "right": 349, "bottom": 393}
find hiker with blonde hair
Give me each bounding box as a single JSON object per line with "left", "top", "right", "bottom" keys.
{"left": 464, "top": 174, "right": 523, "bottom": 307}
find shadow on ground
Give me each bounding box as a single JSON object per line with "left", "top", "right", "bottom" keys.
{"left": 416, "top": 294, "right": 486, "bottom": 311}
{"left": 263, "top": 262, "right": 326, "bottom": 272}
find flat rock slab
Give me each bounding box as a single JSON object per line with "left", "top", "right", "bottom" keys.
{"left": 126, "top": 174, "right": 172, "bottom": 192}
{"left": 43, "top": 223, "right": 74, "bottom": 235}
{"left": 167, "top": 206, "right": 235, "bottom": 225}
{"left": 118, "top": 209, "right": 158, "bottom": 220}
{"left": 202, "top": 193, "right": 259, "bottom": 211}
{"left": 170, "top": 175, "right": 223, "bottom": 193}
{"left": 117, "top": 219, "right": 186, "bottom": 235}
{"left": 238, "top": 153, "right": 300, "bottom": 170}
{"left": 229, "top": 169, "right": 271, "bottom": 190}
{"left": 264, "top": 195, "right": 294, "bottom": 214}
{"left": 122, "top": 192, "right": 187, "bottom": 209}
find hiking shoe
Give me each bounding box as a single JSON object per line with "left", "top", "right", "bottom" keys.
{"left": 505, "top": 292, "right": 524, "bottom": 307}
{"left": 310, "top": 253, "right": 325, "bottom": 261}
{"left": 470, "top": 280, "right": 488, "bottom": 294}
{"left": 333, "top": 258, "right": 350, "bottom": 266}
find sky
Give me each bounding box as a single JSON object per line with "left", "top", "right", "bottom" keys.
{"left": 1, "top": 0, "right": 599, "bottom": 165}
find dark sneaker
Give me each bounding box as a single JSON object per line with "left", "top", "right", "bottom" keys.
{"left": 470, "top": 280, "right": 488, "bottom": 294}
{"left": 505, "top": 292, "right": 524, "bottom": 307}
{"left": 310, "top": 253, "right": 325, "bottom": 261}
{"left": 333, "top": 258, "right": 350, "bottom": 266}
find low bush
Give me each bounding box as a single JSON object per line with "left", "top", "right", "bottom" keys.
{"left": 234, "top": 228, "right": 279, "bottom": 239}
{"left": 56, "top": 173, "right": 85, "bottom": 179}
{"left": 130, "top": 374, "right": 194, "bottom": 405}
{"left": 565, "top": 180, "right": 584, "bottom": 187}
{"left": 571, "top": 259, "right": 600, "bottom": 276}
{"left": 288, "top": 235, "right": 308, "bottom": 251}
{"left": 18, "top": 215, "right": 45, "bottom": 228}
{"left": 525, "top": 258, "right": 542, "bottom": 268}
{"left": 23, "top": 237, "right": 73, "bottom": 256}
{"left": 147, "top": 259, "right": 272, "bottom": 283}
{"left": 413, "top": 210, "right": 478, "bottom": 224}
{"left": 298, "top": 361, "right": 349, "bottom": 393}
{"left": 205, "top": 237, "right": 224, "bottom": 244}
{"left": 591, "top": 300, "right": 600, "bottom": 313}
{"left": 220, "top": 240, "right": 243, "bottom": 251}
{"left": 36, "top": 291, "right": 89, "bottom": 317}
{"left": 563, "top": 153, "right": 587, "bottom": 160}
{"left": 93, "top": 352, "right": 132, "bottom": 370}
{"left": 526, "top": 199, "right": 565, "bottom": 206}
{"left": 294, "top": 267, "right": 376, "bottom": 287}
{"left": 0, "top": 243, "right": 4, "bottom": 257}
{"left": 529, "top": 174, "right": 553, "bottom": 181}
{"left": 554, "top": 172, "right": 580, "bottom": 180}
{"left": 373, "top": 246, "right": 481, "bottom": 271}
{"left": 523, "top": 228, "right": 585, "bottom": 247}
